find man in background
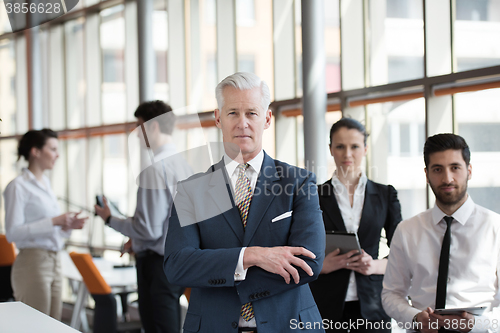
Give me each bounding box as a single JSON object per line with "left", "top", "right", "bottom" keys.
{"left": 95, "top": 100, "right": 191, "bottom": 333}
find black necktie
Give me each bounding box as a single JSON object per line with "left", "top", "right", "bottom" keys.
{"left": 435, "top": 216, "right": 453, "bottom": 309}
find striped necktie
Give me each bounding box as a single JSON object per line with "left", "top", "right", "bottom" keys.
{"left": 235, "top": 164, "right": 255, "bottom": 321}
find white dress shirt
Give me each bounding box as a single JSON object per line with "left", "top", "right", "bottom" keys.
{"left": 3, "top": 168, "right": 70, "bottom": 251}
{"left": 382, "top": 196, "right": 500, "bottom": 333}
{"left": 224, "top": 150, "right": 264, "bottom": 328}
{"left": 331, "top": 171, "right": 367, "bottom": 302}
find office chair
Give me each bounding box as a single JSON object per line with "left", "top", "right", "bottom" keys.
{"left": 69, "top": 252, "right": 141, "bottom": 333}
{"left": 0, "top": 235, "right": 16, "bottom": 302}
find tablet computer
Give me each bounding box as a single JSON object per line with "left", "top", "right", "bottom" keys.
{"left": 434, "top": 307, "right": 486, "bottom": 316}
{"left": 325, "top": 231, "right": 362, "bottom": 255}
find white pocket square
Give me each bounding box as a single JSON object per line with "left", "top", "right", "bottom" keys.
{"left": 271, "top": 211, "right": 293, "bottom": 223}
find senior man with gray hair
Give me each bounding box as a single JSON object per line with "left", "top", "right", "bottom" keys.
{"left": 163, "top": 72, "right": 325, "bottom": 333}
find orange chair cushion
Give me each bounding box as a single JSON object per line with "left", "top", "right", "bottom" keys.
{"left": 69, "top": 252, "right": 111, "bottom": 295}
{"left": 0, "top": 235, "right": 16, "bottom": 266}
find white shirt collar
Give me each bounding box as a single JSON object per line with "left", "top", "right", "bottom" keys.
{"left": 331, "top": 170, "right": 367, "bottom": 192}
{"left": 224, "top": 149, "right": 265, "bottom": 178}
{"left": 22, "top": 168, "right": 49, "bottom": 191}
{"left": 431, "top": 194, "right": 474, "bottom": 226}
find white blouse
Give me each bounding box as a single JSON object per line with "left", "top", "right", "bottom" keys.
{"left": 331, "top": 171, "right": 368, "bottom": 302}
{"left": 3, "top": 168, "right": 70, "bottom": 251}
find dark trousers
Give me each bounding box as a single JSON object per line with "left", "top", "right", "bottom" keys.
{"left": 326, "top": 301, "right": 391, "bottom": 333}
{"left": 136, "top": 252, "right": 185, "bottom": 333}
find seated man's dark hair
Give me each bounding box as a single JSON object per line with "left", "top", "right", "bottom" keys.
{"left": 423, "top": 133, "right": 470, "bottom": 168}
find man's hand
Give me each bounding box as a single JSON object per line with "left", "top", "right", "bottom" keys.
{"left": 120, "top": 239, "right": 133, "bottom": 257}
{"left": 430, "top": 311, "right": 475, "bottom": 333}
{"left": 94, "top": 196, "right": 111, "bottom": 221}
{"left": 321, "top": 248, "right": 360, "bottom": 274}
{"left": 415, "top": 308, "right": 440, "bottom": 333}
{"left": 53, "top": 211, "right": 88, "bottom": 231}
{"left": 348, "top": 250, "right": 387, "bottom": 275}
{"left": 243, "top": 246, "right": 316, "bottom": 284}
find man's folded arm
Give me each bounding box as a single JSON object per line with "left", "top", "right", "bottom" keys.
{"left": 234, "top": 173, "right": 325, "bottom": 303}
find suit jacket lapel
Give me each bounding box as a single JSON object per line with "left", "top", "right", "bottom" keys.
{"left": 243, "top": 153, "right": 279, "bottom": 246}
{"left": 208, "top": 158, "right": 244, "bottom": 243}
{"left": 320, "top": 181, "right": 347, "bottom": 232}
{"left": 358, "top": 180, "right": 378, "bottom": 238}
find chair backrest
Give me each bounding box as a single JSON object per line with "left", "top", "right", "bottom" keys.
{"left": 69, "top": 252, "right": 112, "bottom": 295}
{"left": 0, "top": 235, "right": 16, "bottom": 267}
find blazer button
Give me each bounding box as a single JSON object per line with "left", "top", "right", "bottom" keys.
{"left": 232, "top": 321, "right": 238, "bottom": 328}
{"left": 265, "top": 291, "right": 270, "bottom": 296}
{"left": 222, "top": 279, "right": 226, "bottom": 283}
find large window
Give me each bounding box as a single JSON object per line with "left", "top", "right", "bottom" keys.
{"left": 65, "top": 19, "right": 86, "bottom": 129}
{"left": 455, "top": 88, "right": 500, "bottom": 214}
{"left": 236, "top": 0, "right": 273, "bottom": 100}
{"left": 455, "top": 0, "right": 500, "bottom": 71}
{"left": 0, "top": 39, "right": 16, "bottom": 136}
{"left": 101, "top": 6, "right": 127, "bottom": 124}
{"left": 368, "top": 98, "right": 426, "bottom": 220}
{"left": 1, "top": 0, "right": 500, "bottom": 253}
{"left": 367, "top": 0, "right": 424, "bottom": 85}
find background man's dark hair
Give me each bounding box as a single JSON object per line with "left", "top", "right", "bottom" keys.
{"left": 134, "top": 100, "right": 176, "bottom": 135}
{"left": 329, "top": 117, "right": 369, "bottom": 146}
{"left": 423, "top": 133, "right": 470, "bottom": 168}
{"left": 18, "top": 128, "right": 58, "bottom": 161}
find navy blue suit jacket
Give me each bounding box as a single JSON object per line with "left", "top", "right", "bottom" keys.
{"left": 164, "top": 152, "right": 325, "bottom": 333}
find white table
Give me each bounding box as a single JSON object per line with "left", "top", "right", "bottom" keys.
{"left": 61, "top": 252, "right": 137, "bottom": 331}
{"left": 0, "top": 302, "right": 80, "bottom": 333}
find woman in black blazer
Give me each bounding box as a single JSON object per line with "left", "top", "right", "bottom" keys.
{"left": 309, "top": 118, "right": 402, "bottom": 333}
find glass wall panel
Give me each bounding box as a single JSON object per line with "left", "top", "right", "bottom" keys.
{"left": 0, "top": 39, "right": 16, "bottom": 136}
{"left": 236, "top": 0, "right": 274, "bottom": 100}
{"left": 65, "top": 19, "right": 86, "bottom": 129}
{"left": 67, "top": 138, "right": 88, "bottom": 244}
{"left": 368, "top": 98, "right": 426, "bottom": 220}
{"left": 324, "top": 111, "right": 343, "bottom": 176}
{"left": 0, "top": 139, "right": 21, "bottom": 231}
{"left": 0, "top": 1, "right": 12, "bottom": 34}
{"left": 102, "top": 134, "right": 128, "bottom": 247}
{"left": 455, "top": 88, "right": 500, "bottom": 214}
{"left": 455, "top": 0, "right": 500, "bottom": 71}
{"left": 153, "top": 2, "right": 168, "bottom": 101}
{"left": 295, "top": 0, "right": 302, "bottom": 97}
{"left": 48, "top": 25, "right": 66, "bottom": 130}
{"left": 296, "top": 112, "right": 341, "bottom": 171}
{"left": 51, "top": 140, "right": 68, "bottom": 213}
{"left": 87, "top": 137, "right": 104, "bottom": 249}
{"left": 325, "top": 0, "right": 341, "bottom": 93}
{"left": 367, "top": 0, "right": 424, "bottom": 85}
{"left": 15, "top": 34, "right": 28, "bottom": 134}
{"left": 101, "top": 6, "right": 127, "bottom": 124}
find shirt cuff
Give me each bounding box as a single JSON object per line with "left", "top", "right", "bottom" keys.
{"left": 234, "top": 247, "right": 248, "bottom": 281}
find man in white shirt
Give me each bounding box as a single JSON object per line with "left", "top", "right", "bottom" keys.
{"left": 382, "top": 133, "right": 500, "bottom": 333}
